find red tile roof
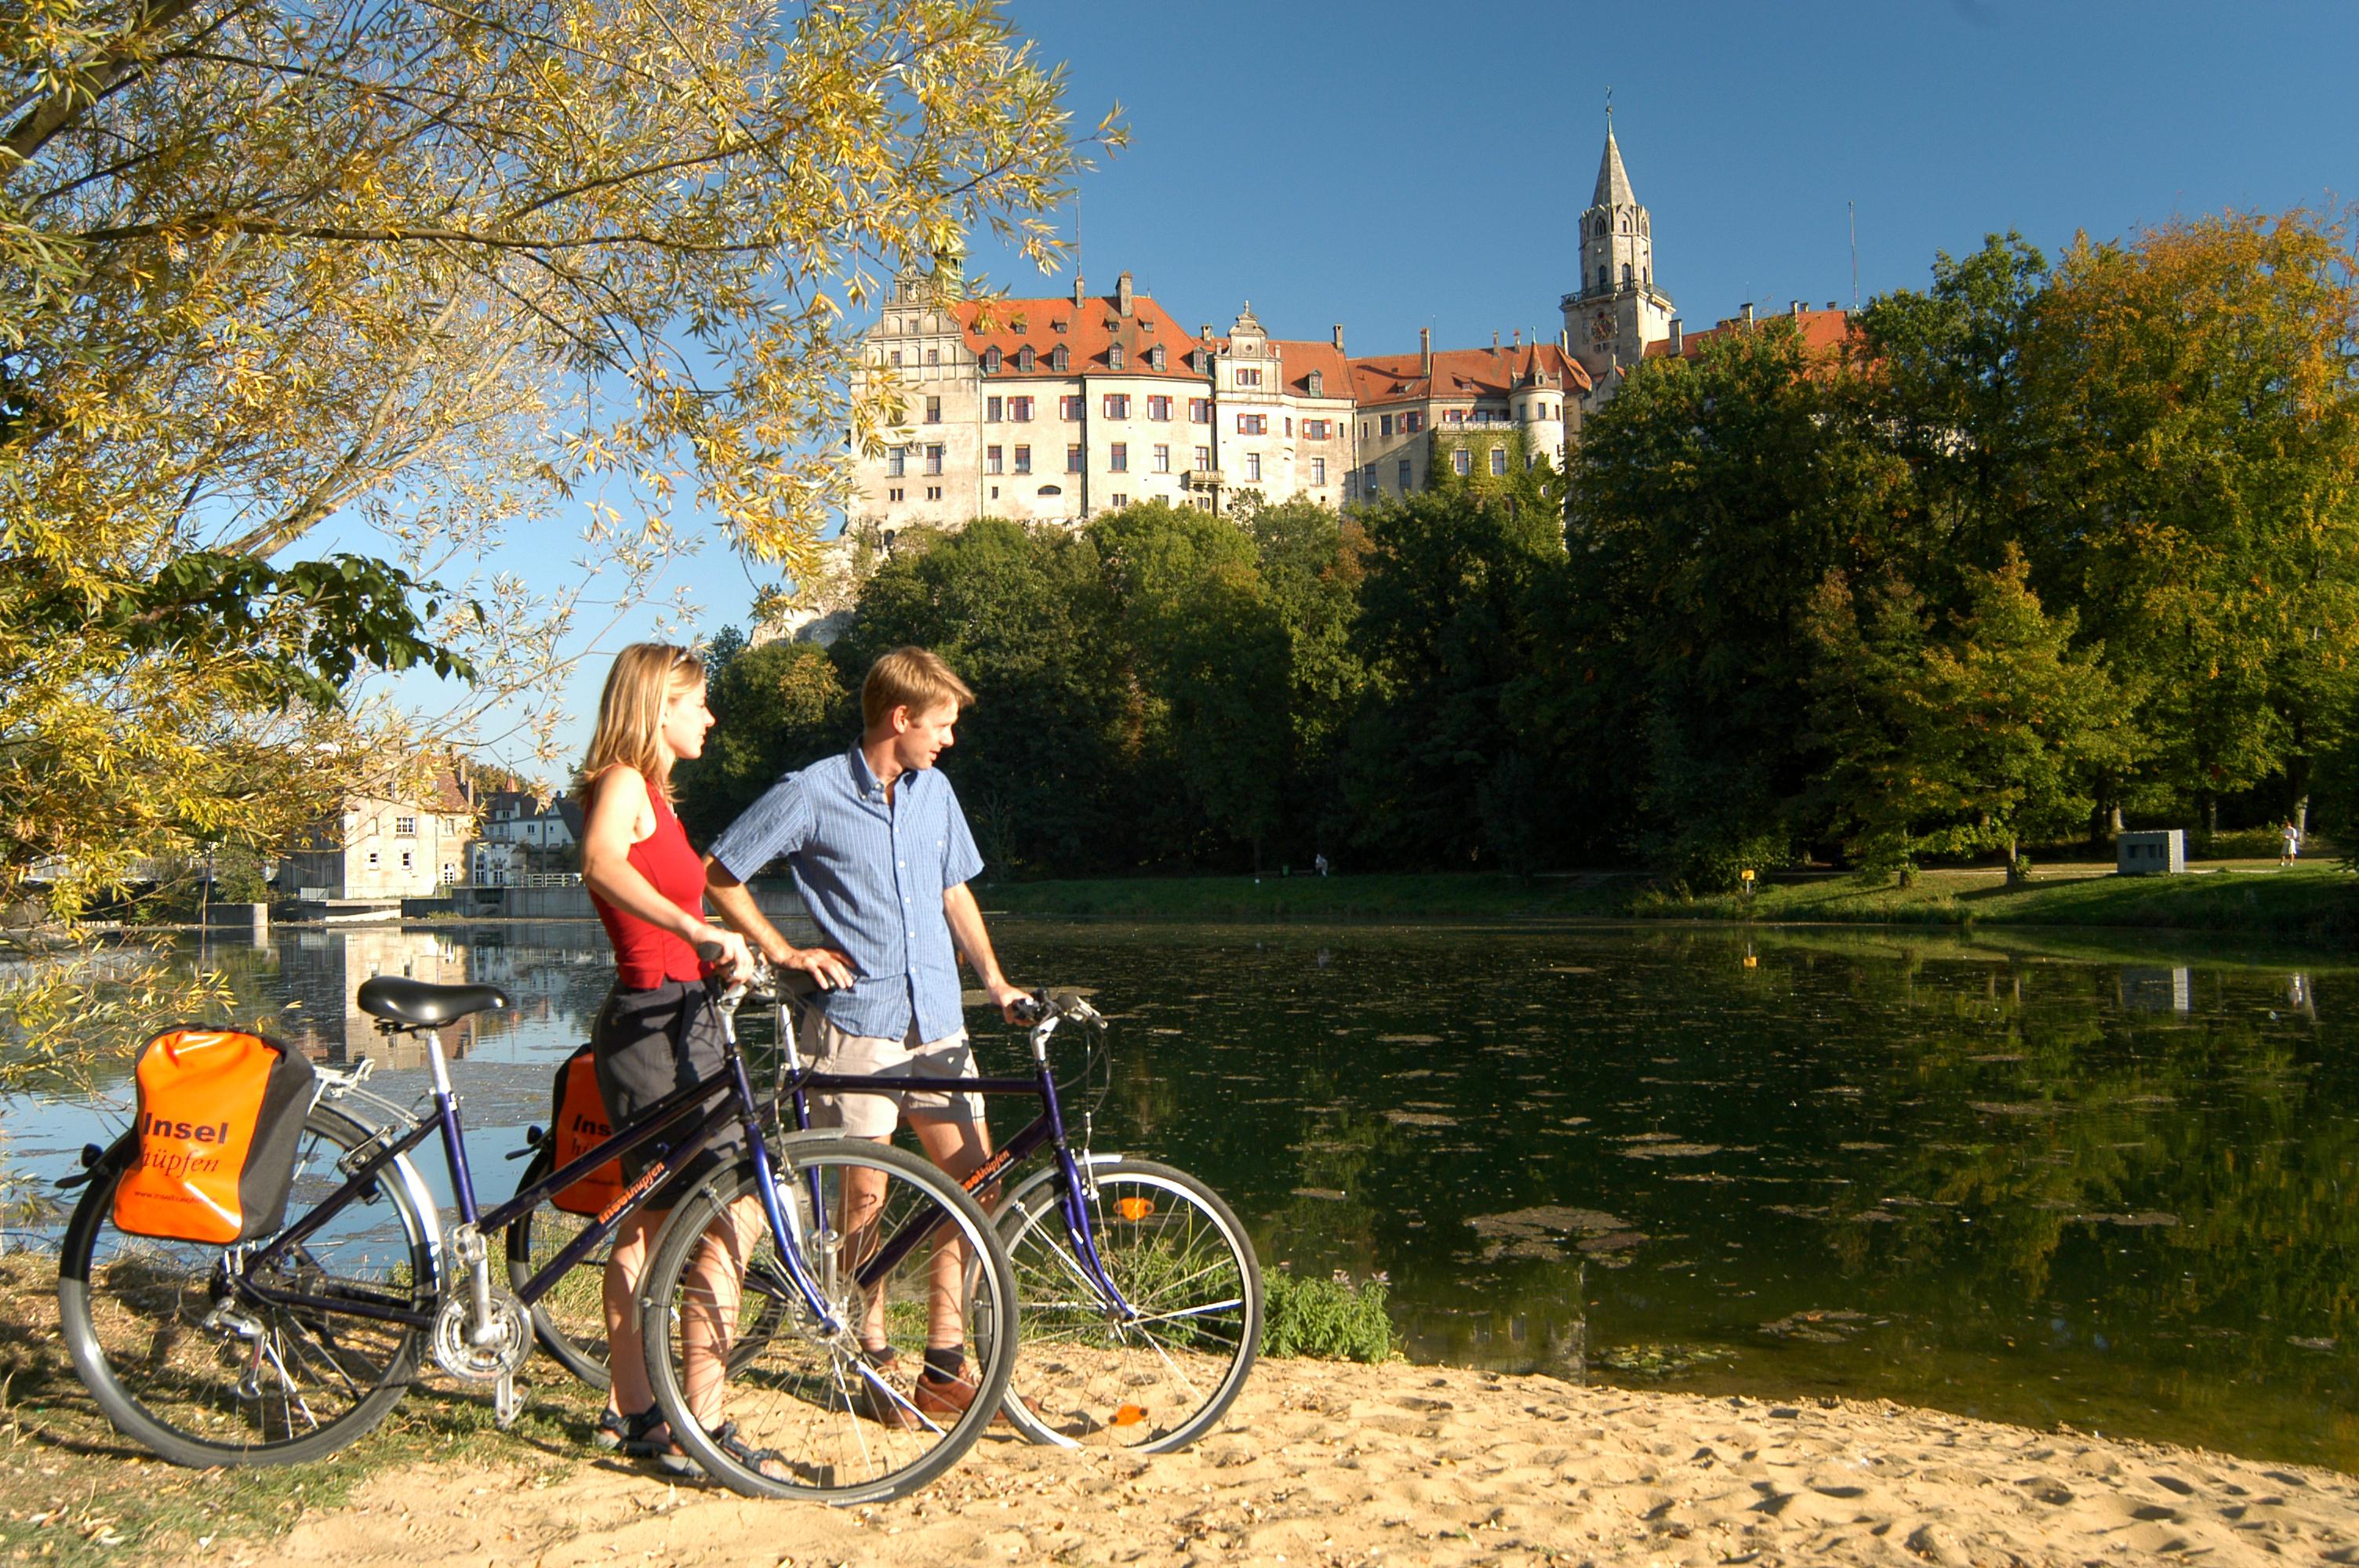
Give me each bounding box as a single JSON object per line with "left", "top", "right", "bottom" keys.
{"left": 1644, "top": 307, "right": 1853, "bottom": 363}
{"left": 954, "top": 293, "right": 1211, "bottom": 380}
{"left": 1267, "top": 339, "right": 1354, "bottom": 400}
{"left": 1347, "top": 343, "right": 1593, "bottom": 408}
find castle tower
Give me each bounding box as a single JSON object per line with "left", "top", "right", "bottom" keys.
{"left": 1561, "top": 120, "right": 1675, "bottom": 390}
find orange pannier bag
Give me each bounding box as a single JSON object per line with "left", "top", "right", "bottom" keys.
{"left": 549, "top": 1044, "right": 627, "bottom": 1217}
{"left": 114, "top": 1028, "right": 317, "bottom": 1244}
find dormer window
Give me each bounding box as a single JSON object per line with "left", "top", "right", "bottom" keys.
{"left": 1018, "top": 345, "right": 1034, "bottom": 372}
{"left": 1052, "top": 318, "right": 1068, "bottom": 333}
{"left": 1051, "top": 344, "right": 1068, "bottom": 372}
{"left": 1306, "top": 370, "right": 1322, "bottom": 397}
{"left": 1108, "top": 344, "right": 1125, "bottom": 371}
{"left": 983, "top": 347, "right": 1002, "bottom": 373}
{"left": 1150, "top": 345, "right": 1165, "bottom": 371}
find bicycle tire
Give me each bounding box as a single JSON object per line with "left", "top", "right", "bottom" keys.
{"left": 506, "top": 1145, "right": 791, "bottom": 1392}
{"left": 987, "top": 1157, "right": 1262, "bottom": 1453}
{"left": 56, "top": 1104, "right": 437, "bottom": 1468}
{"left": 503, "top": 1145, "right": 613, "bottom": 1389}
{"left": 639, "top": 1135, "right": 1018, "bottom": 1503}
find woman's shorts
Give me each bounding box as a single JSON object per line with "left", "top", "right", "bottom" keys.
{"left": 800, "top": 1014, "right": 984, "bottom": 1139}
{"left": 591, "top": 979, "right": 740, "bottom": 1203}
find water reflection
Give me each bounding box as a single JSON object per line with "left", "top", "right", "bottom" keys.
{"left": 7, "top": 919, "right": 2355, "bottom": 1470}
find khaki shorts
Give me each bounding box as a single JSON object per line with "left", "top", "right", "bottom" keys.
{"left": 800, "top": 1014, "right": 983, "bottom": 1138}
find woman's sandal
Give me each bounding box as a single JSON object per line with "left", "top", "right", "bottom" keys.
{"left": 596, "top": 1407, "right": 668, "bottom": 1454}
{"left": 647, "top": 1418, "right": 793, "bottom": 1482}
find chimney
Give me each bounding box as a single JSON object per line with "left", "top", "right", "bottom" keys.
{"left": 1827, "top": 301, "right": 1839, "bottom": 310}
{"left": 1491, "top": 330, "right": 1500, "bottom": 351}
{"left": 1419, "top": 328, "right": 1433, "bottom": 376}
{"left": 1332, "top": 324, "right": 1346, "bottom": 351}
{"left": 1117, "top": 270, "right": 1134, "bottom": 317}
{"left": 1557, "top": 328, "right": 1569, "bottom": 354}
{"left": 1741, "top": 302, "right": 1755, "bottom": 328}
{"left": 1790, "top": 299, "right": 1803, "bottom": 318}
{"left": 1072, "top": 274, "right": 1086, "bottom": 307}
{"left": 1669, "top": 318, "right": 1684, "bottom": 354}
{"left": 1199, "top": 323, "right": 1212, "bottom": 342}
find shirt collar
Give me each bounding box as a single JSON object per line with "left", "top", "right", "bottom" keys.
{"left": 846, "top": 742, "right": 910, "bottom": 806}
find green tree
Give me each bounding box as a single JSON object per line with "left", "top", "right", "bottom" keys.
{"left": 677, "top": 638, "right": 850, "bottom": 845}
{"left": 1242, "top": 499, "right": 1369, "bottom": 861}
{"left": 2013, "top": 210, "right": 2359, "bottom": 843}
{"left": 831, "top": 519, "right": 1126, "bottom": 874}
{"left": 1558, "top": 318, "right": 1914, "bottom": 884}
{"left": 1344, "top": 484, "right": 1567, "bottom": 870}
{"left": 1806, "top": 548, "right": 2137, "bottom": 881}
{"left": 1090, "top": 501, "right": 1290, "bottom": 869}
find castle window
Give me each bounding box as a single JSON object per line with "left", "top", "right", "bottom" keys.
{"left": 890, "top": 350, "right": 903, "bottom": 367}
{"left": 1245, "top": 452, "right": 1262, "bottom": 483}
{"left": 1598, "top": 266, "right": 1608, "bottom": 292}
{"left": 1491, "top": 448, "right": 1508, "bottom": 477}
{"left": 1066, "top": 443, "right": 1083, "bottom": 473}
{"left": 1623, "top": 263, "right": 1633, "bottom": 286}
{"left": 1103, "top": 394, "right": 1129, "bottom": 419}
{"left": 924, "top": 396, "right": 941, "bottom": 424}
{"left": 1110, "top": 442, "right": 1127, "bottom": 473}
{"left": 927, "top": 348, "right": 940, "bottom": 365}
{"left": 1148, "top": 394, "right": 1172, "bottom": 419}
{"left": 925, "top": 444, "right": 943, "bottom": 475}
{"left": 1235, "top": 367, "right": 1262, "bottom": 387}
{"left": 987, "top": 445, "right": 1003, "bottom": 474}
{"left": 1452, "top": 449, "right": 1470, "bottom": 477}
{"left": 1051, "top": 345, "right": 1068, "bottom": 372}
{"left": 1153, "top": 444, "right": 1171, "bottom": 473}
{"left": 983, "top": 347, "right": 1001, "bottom": 373}
{"left": 1010, "top": 396, "right": 1033, "bottom": 421}
{"left": 1018, "top": 346, "right": 1034, "bottom": 372}
{"left": 1306, "top": 370, "right": 1323, "bottom": 397}
{"left": 1014, "top": 445, "right": 1031, "bottom": 473}
{"left": 1108, "top": 344, "right": 1125, "bottom": 371}
{"left": 1150, "top": 345, "right": 1165, "bottom": 370}
{"left": 1397, "top": 458, "right": 1411, "bottom": 489}
{"left": 1060, "top": 394, "right": 1082, "bottom": 420}
{"left": 887, "top": 447, "right": 906, "bottom": 477}
{"left": 1311, "top": 457, "right": 1326, "bottom": 484}
{"left": 987, "top": 395, "right": 1002, "bottom": 422}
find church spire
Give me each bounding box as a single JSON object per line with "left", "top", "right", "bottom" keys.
{"left": 1593, "top": 125, "right": 1635, "bottom": 209}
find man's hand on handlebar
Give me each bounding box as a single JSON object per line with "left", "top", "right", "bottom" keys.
{"left": 987, "top": 980, "right": 1032, "bottom": 1026}
{"left": 775, "top": 943, "right": 857, "bottom": 992}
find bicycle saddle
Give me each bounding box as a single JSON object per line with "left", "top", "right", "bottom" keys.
{"left": 356, "top": 975, "right": 513, "bottom": 1027}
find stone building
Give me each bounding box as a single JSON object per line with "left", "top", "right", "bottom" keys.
{"left": 841, "top": 123, "right": 1841, "bottom": 539}
{"left": 283, "top": 769, "right": 471, "bottom": 903}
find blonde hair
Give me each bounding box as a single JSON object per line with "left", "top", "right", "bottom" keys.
{"left": 578, "top": 642, "right": 705, "bottom": 804}
{"left": 862, "top": 646, "right": 976, "bottom": 731}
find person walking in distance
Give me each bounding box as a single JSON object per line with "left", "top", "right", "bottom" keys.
{"left": 575, "top": 644, "right": 766, "bottom": 1470}
{"left": 704, "top": 646, "right": 1028, "bottom": 1421}
{"left": 2281, "top": 818, "right": 2303, "bottom": 867}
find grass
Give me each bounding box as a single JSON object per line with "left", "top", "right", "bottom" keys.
{"left": 979, "top": 861, "right": 2359, "bottom": 948}
{"left": 0, "top": 1252, "right": 599, "bottom": 1565}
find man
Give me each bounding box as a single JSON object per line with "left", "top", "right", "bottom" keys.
{"left": 703, "top": 645, "right": 1027, "bottom": 1422}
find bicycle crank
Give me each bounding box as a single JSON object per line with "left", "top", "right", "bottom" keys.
{"left": 431, "top": 1291, "right": 533, "bottom": 1386}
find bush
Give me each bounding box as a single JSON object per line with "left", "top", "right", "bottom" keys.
{"left": 1260, "top": 1269, "right": 1399, "bottom": 1363}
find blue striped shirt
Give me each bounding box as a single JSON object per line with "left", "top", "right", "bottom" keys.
{"left": 708, "top": 745, "right": 983, "bottom": 1040}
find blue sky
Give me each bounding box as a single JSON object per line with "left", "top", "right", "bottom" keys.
{"left": 434, "top": 0, "right": 2359, "bottom": 779}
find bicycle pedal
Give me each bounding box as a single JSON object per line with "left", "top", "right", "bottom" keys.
{"left": 494, "top": 1371, "right": 521, "bottom": 1430}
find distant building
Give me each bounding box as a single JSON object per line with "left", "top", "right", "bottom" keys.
{"left": 837, "top": 121, "right": 1845, "bottom": 538}
{"left": 284, "top": 768, "right": 471, "bottom": 902}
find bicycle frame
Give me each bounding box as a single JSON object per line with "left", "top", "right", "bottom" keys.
{"left": 236, "top": 997, "right": 853, "bottom": 1340}
{"left": 761, "top": 988, "right": 1138, "bottom": 1321}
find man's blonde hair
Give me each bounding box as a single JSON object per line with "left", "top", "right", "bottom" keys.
{"left": 862, "top": 646, "right": 976, "bottom": 731}
{"left": 578, "top": 642, "right": 704, "bottom": 804}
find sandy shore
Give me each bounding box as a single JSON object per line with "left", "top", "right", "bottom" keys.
{"left": 231, "top": 1359, "right": 2359, "bottom": 1568}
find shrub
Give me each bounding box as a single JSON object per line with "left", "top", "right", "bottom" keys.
{"left": 1260, "top": 1269, "right": 1399, "bottom": 1363}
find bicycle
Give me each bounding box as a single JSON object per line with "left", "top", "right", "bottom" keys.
{"left": 55, "top": 964, "right": 1019, "bottom": 1504}
{"left": 528, "top": 966, "right": 1263, "bottom": 1454}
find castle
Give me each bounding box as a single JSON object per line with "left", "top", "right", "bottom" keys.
{"left": 843, "top": 125, "right": 1849, "bottom": 536}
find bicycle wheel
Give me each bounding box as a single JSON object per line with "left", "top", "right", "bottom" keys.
{"left": 505, "top": 1146, "right": 787, "bottom": 1390}
{"left": 990, "top": 1158, "right": 1261, "bottom": 1453}
{"left": 503, "top": 1146, "right": 612, "bottom": 1388}
{"left": 639, "top": 1135, "right": 1018, "bottom": 1503}
{"left": 56, "top": 1104, "right": 438, "bottom": 1467}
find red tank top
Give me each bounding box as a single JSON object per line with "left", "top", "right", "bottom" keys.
{"left": 587, "top": 772, "right": 709, "bottom": 989}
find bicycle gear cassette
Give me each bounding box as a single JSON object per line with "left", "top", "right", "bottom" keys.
{"left": 431, "top": 1292, "right": 533, "bottom": 1382}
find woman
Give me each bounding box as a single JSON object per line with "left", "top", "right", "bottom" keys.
{"left": 576, "top": 641, "right": 760, "bottom": 1469}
